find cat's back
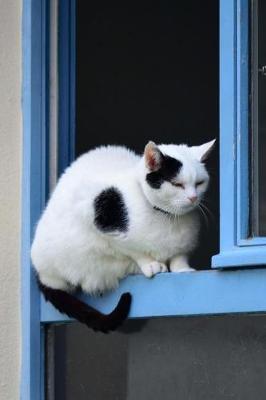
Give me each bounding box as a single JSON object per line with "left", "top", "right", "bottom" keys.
{"left": 45, "top": 145, "right": 140, "bottom": 211}
{"left": 36, "top": 145, "right": 140, "bottom": 229}
{"left": 71, "top": 145, "right": 140, "bottom": 179}
{"left": 31, "top": 145, "right": 140, "bottom": 272}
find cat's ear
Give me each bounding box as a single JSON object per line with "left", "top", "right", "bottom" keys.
{"left": 191, "top": 139, "right": 216, "bottom": 162}
{"left": 144, "top": 141, "right": 164, "bottom": 171}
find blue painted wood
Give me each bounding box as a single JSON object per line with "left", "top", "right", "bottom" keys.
{"left": 58, "top": 0, "right": 76, "bottom": 176}
{"left": 239, "top": 237, "right": 266, "bottom": 246}
{"left": 235, "top": 0, "right": 266, "bottom": 247}
{"left": 212, "top": 0, "right": 266, "bottom": 267}
{"left": 41, "top": 269, "right": 266, "bottom": 322}
{"left": 215, "top": 0, "right": 237, "bottom": 257}
{"left": 212, "top": 246, "right": 266, "bottom": 267}
{"left": 70, "top": 0, "right": 76, "bottom": 162}
{"left": 21, "top": 1, "right": 49, "bottom": 399}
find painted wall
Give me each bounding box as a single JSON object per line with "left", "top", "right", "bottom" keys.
{"left": 0, "top": 0, "right": 22, "bottom": 399}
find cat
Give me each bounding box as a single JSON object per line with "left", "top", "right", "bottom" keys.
{"left": 31, "top": 139, "right": 215, "bottom": 332}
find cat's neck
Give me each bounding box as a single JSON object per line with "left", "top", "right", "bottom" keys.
{"left": 152, "top": 205, "right": 173, "bottom": 217}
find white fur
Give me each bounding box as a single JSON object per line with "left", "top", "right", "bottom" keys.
{"left": 31, "top": 141, "right": 214, "bottom": 294}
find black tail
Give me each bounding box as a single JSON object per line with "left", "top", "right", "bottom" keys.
{"left": 38, "top": 281, "right": 132, "bottom": 333}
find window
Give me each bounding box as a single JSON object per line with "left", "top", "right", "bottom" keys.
{"left": 251, "top": 0, "right": 266, "bottom": 236}
{"left": 22, "top": 1, "right": 266, "bottom": 399}
{"left": 212, "top": 0, "right": 266, "bottom": 267}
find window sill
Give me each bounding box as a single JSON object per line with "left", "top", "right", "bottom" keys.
{"left": 41, "top": 268, "right": 266, "bottom": 323}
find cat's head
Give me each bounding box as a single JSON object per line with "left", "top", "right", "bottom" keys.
{"left": 140, "top": 140, "right": 216, "bottom": 216}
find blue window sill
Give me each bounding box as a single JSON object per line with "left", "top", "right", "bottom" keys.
{"left": 41, "top": 269, "right": 266, "bottom": 323}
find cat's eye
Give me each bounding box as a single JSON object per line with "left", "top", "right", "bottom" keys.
{"left": 196, "top": 180, "right": 205, "bottom": 186}
{"left": 172, "top": 182, "right": 184, "bottom": 188}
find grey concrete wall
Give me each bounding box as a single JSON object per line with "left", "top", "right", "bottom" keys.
{"left": 0, "top": 0, "right": 22, "bottom": 398}
{"left": 49, "top": 316, "right": 266, "bottom": 400}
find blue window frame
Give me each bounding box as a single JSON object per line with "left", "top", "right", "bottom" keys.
{"left": 21, "top": 1, "right": 266, "bottom": 399}
{"left": 212, "top": 0, "right": 266, "bottom": 268}
{"left": 21, "top": 1, "right": 48, "bottom": 398}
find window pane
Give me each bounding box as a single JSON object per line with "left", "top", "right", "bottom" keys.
{"left": 46, "top": 316, "right": 266, "bottom": 400}
{"left": 251, "top": 0, "right": 266, "bottom": 236}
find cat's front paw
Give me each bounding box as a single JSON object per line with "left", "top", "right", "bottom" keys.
{"left": 169, "top": 255, "right": 195, "bottom": 273}
{"left": 141, "top": 261, "right": 167, "bottom": 278}
{"left": 170, "top": 265, "right": 195, "bottom": 273}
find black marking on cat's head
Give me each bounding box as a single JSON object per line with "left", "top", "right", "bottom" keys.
{"left": 146, "top": 153, "right": 183, "bottom": 189}
{"left": 94, "top": 187, "right": 129, "bottom": 233}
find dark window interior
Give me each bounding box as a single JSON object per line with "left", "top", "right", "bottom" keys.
{"left": 76, "top": 0, "right": 219, "bottom": 269}
{"left": 76, "top": 1, "right": 218, "bottom": 156}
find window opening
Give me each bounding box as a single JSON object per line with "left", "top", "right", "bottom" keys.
{"left": 75, "top": 0, "right": 219, "bottom": 269}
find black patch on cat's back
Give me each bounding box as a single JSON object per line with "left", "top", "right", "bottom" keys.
{"left": 94, "top": 187, "right": 129, "bottom": 232}
{"left": 146, "top": 154, "right": 183, "bottom": 189}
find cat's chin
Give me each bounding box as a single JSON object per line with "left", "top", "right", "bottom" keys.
{"left": 175, "top": 204, "right": 198, "bottom": 216}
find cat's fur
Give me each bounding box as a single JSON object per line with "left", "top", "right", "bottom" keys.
{"left": 31, "top": 140, "right": 215, "bottom": 332}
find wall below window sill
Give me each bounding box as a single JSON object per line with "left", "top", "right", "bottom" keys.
{"left": 41, "top": 268, "right": 266, "bottom": 323}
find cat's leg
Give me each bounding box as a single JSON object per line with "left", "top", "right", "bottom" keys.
{"left": 134, "top": 256, "right": 168, "bottom": 278}
{"left": 169, "top": 255, "right": 195, "bottom": 273}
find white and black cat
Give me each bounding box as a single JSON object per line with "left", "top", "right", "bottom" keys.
{"left": 31, "top": 140, "right": 215, "bottom": 332}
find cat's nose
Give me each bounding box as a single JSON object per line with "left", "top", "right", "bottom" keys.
{"left": 188, "top": 195, "right": 198, "bottom": 204}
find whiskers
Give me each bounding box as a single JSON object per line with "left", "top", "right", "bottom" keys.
{"left": 197, "top": 204, "right": 209, "bottom": 228}
{"left": 197, "top": 201, "right": 215, "bottom": 230}
{"left": 172, "top": 210, "right": 180, "bottom": 225}
{"left": 155, "top": 199, "right": 215, "bottom": 229}
{"left": 200, "top": 201, "right": 215, "bottom": 221}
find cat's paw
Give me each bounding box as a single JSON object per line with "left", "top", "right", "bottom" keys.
{"left": 169, "top": 255, "right": 195, "bottom": 273}
{"left": 141, "top": 261, "right": 168, "bottom": 278}
{"left": 170, "top": 264, "right": 195, "bottom": 273}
